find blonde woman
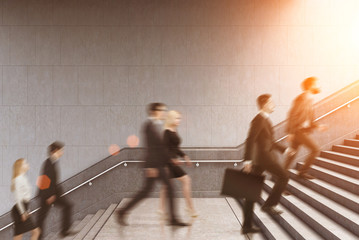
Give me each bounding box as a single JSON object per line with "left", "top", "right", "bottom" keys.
{"left": 159, "top": 110, "right": 198, "bottom": 217}
{"left": 11, "top": 159, "right": 40, "bottom": 240}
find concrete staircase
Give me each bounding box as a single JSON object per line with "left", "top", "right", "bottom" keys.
{"left": 253, "top": 134, "right": 359, "bottom": 240}
{"left": 43, "top": 135, "right": 359, "bottom": 239}
{"left": 44, "top": 204, "right": 118, "bottom": 240}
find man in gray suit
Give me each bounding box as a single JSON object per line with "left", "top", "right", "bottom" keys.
{"left": 284, "top": 77, "right": 328, "bottom": 179}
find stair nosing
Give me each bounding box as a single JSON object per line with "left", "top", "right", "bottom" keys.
{"left": 284, "top": 180, "right": 359, "bottom": 222}
{"left": 316, "top": 157, "right": 359, "bottom": 171}
{"left": 260, "top": 191, "right": 323, "bottom": 240}
{"left": 297, "top": 163, "right": 359, "bottom": 184}
{"left": 83, "top": 204, "right": 118, "bottom": 240}
{"left": 73, "top": 210, "right": 105, "bottom": 240}
{"left": 288, "top": 169, "right": 359, "bottom": 203}
{"left": 264, "top": 182, "right": 358, "bottom": 239}
{"left": 322, "top": 150, "right": 359, "bottom": 160}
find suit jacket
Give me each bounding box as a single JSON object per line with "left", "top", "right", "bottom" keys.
{"left": 38, "top": 158, "right": 63, "bottom": 200}
{"left": 287, "top": 93, "right": 318, "bottom": 134}
{"left": 244, "top": 113, "right": 286, "bottom": 165}
{"left": 142, "top": 119, "right": 170, "bottom": 168}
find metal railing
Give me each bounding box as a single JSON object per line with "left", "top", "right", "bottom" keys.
{"left": 1, "top": 95, "right": 358, "bottom": 233}
{"left": 0, "top": 159, "right": 242, "bottom": 232}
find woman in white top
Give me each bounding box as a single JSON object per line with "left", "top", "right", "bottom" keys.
{"left": 11, "top": 158, "right": 40, "bottom": 240}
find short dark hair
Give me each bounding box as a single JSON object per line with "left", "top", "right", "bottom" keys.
{"left": 257, "top": 94, "right": 271, "bottom": 109}
{"left": 301, "top": 77, "right": 317, "bottom": 91}
{"left": 48, "top": 141, "right": 64, "bottom": 156}
{"left": 147, "top": 102, "right": 166, "bottom": 116}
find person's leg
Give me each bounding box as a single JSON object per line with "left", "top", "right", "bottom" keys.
{"left": 297, "top": 133, "right": 320, "bottom": 174}
{"left": 177, "top": 175, "right": 194, "bottom": 211}
{"left": 121, "top": 176, "right": 156, "bottom": 214}
{"left": 242, "top": 199, "right": 255, "bottom": 229}
{"left": 55, "top": 197, "right": 73, "bottom": 234}
{"left": 261, "top": 158, "right": 289, "bottom": 208}
{"left": 158, "top": 168, "right": 177, "bottom": 222}
{"left": 284, "top": 135, "right": 301, "bottom": 169}
{"left": 37, "top": 201, "right": 50, "bottom": 239}
{"left": 30, "top": 228, "right": 40, "bottom": 240}
{"left": 159, "top": 185, "right": 167, "bottom": 213}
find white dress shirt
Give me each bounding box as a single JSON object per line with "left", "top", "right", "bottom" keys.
{"left": 13, "top": 174, "right": 32, "bottom": 214}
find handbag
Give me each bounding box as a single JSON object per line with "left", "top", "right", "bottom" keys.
{"left": 221, "top": 168, "right": 264, "bottom": 202}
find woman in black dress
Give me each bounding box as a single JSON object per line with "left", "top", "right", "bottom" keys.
{"left": 11, "top": 158, "right": 40, "bottom": 240}
{"left": 159, "top": 110, "right": 198, "bottom": 217}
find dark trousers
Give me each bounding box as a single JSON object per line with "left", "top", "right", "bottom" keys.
{"left": 38, "top": 196, "right": 72, "bottom": 238}
{"left": 241, "top": 159, "right": 288, "bottom": 228}
{"left": 121, "top": 167, "right": 177, "bottom": 221}
{"left": 284, "top": 131, "right": 320, "bottom": 173}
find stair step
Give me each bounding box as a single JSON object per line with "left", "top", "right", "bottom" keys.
{"left": 73, "top": 209, "right": 105, "bottom": 240}
{"left": 50, "top": 220, "right": 80, "bottom": 240}
{"left": 315, "top": 157, "right": 359, "bottom": 179}
{"left": 225, "top": 198, "right": 266, "bottom": 240}
{"left": 289, "top": 170, "right": 359, "bottom": 214}
{"left": 260, "top": 191, "right": 323, "bottom": 240}
{"left": 226, "top": 198, "right": 291, "bottom": 240}
{"left": 320, "top": 150, "right": 359, "bottom": 167}
{"left": 344, "top": 139, "right": 359, "bottom": 148}
{"left": 283, "top": 180, "right": 359, "bottom": 235}
{"left": 332, "top": 145, "right": 359, "bottom": 157}
{"left": 83, "top": 204, "right": 118, "bottom": 240}
{"left": 62, "top": 214, "right": 93, "bottom": 240}
{"left": 296, "top": 163, "right": 359, "bottom": 195}
{"left": 263, "top": 181, "right": 358, "bottom": 240}
{"left": 356, "top": 134, "right": 359, "bottom": 140}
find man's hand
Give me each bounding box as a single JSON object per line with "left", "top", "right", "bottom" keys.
{"left": 287, "top": 134, "right": 294, "bottom": 143}
{"left": 317, "top": 124, "right": 329, "bottom": 132}
{"left": 145, "top": 168, "right": 159, "bottom": 178}
{"left": 243, "top": 161, "right": 252, "bottom": 173}
{"left": 184, "top": 155, "right": 192, "bottom": 167}
{"left": 46, "top": 195, "right": 56, "bottom": 205}
{"left": 21, "top": 212, "right": 29, "bottom": 222}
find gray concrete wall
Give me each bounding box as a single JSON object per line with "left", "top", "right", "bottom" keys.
{"left": 1, "top": 0, "right": 359, "bottom": 215}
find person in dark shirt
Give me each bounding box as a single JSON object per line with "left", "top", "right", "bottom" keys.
{"left": 117, "top": 103, "right": 189, "bottom": 227}
{"left": 37, "top": 141, "right": 76, "bottom": 239}
{"left": 158, "top": 110, "right": 198, "bottom": 218}
{"left": 284, "top": 77, "right": 328, "bottom": 179}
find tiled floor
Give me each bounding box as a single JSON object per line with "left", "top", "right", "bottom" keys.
{"left": 95, "top": 198, "right": 263, "bottom": 240}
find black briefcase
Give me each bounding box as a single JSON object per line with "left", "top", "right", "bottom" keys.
{"left": 221, "top": 168, "right": 264, "bottom": 202}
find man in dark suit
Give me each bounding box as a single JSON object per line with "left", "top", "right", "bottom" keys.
{"left": 117, "top": 103, "right": 188, "bottom": 227}
{"left": 241, "top": 94, "right": 292, "bottom": 234}
{"left": 37, "top": 141, "right": 75, "bottom": 239}
{"left": 284, "top": 77, "right": 328, "bottom": 179}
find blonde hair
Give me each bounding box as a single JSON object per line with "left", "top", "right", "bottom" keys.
{"left": 11, "top": 158, "right": 25, "bottom": 192}
{"left": 164, "top": 110, "right": 181, "bottom": 129}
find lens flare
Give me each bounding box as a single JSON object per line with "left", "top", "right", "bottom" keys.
{"left": 108, "top": 144, "right": 121, "bottom": 156}
{"left": 127, "top": 135, "right": 139, "bottom": 148}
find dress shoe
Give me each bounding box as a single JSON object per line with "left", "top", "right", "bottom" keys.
{"left": 168, "top": 220, "right": 190, "bottom": 226}
{"left": 59, "top": 230, "right": 78, "bottom": 238}
{"left": 116, "top": 209, "right": 129, "bottom": 226}
{"left": 241, "top": 226, "right": 261, "bottom": 234}
{"left": 261, "top": 206, "right": 283, "bottom": 215}
{"left": 298, "top": 172, "right": 315, "bottom": 180}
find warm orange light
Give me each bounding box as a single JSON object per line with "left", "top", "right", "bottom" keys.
{"left": 108, "top": 144, "right": 121, "bottom": 156}
{"left": 127, "top": 135, "right": 139, "bottom": 148}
